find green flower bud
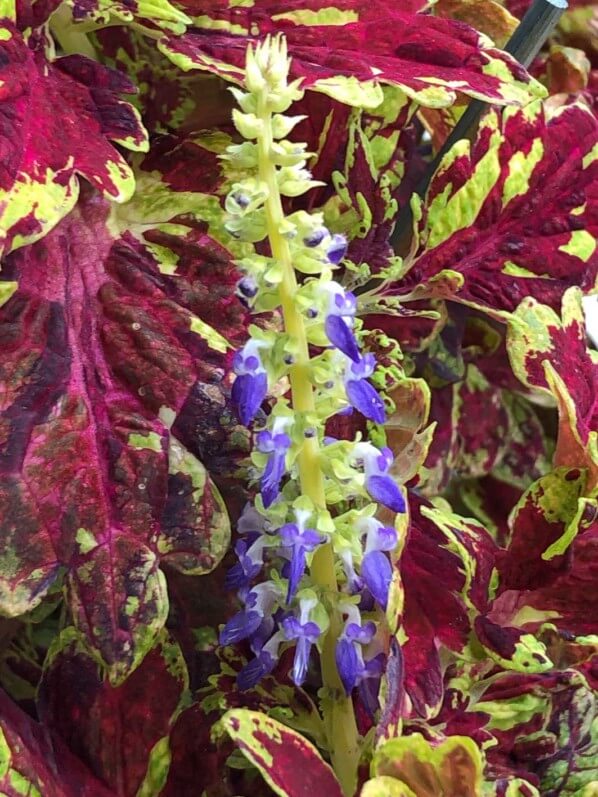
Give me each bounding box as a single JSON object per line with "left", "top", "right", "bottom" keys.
{"left": 271, "top": 114, "right": 308, "bottom": 139}
{"left": 232, "top": 108, "right": 264, "bottom": 139}
{"left": 228, "top": 86, "right": 257, "bottom": 114}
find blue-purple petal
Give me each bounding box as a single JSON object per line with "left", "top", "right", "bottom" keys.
{"left": 261, "top": 451, "right": 286, "bottom": 508}
{"left": 292, "top": 637, "right": 313, "bottom": 686}
{"left": 346, "top": 621, "right": 376, "bottom": 645}
{"left": 219, "top": 609, "right": 262, "bottom": 645}
{"left": 335, "top": 638, "right": 360, "bottom": 694}
{"left": 231, "top": 371, "right": 267, "bottom": 426}
{"left": 366, "top": 474, "right": 406, "bottom": 513}
{"left": 346, "top": 379, "right": 386, "bottom": 423}
{"left": 324, "top": 315, "right": 360, "bottom": 362}
{"left": 358, "top": 672, "right": 381, "bottom": 719}
{"left": 327, "top": 234, "right": 348, "bottom": 265}
{"left": 224, "top": 562, "right": 250, "bottom": 590}
{"left": 237, "top": 651, "right": 276, "bottom": 690}
{"left": 281, "top": 615, "right": 303, "bottom": 639}
{"left": 361, "top": 550, "right": 392, "bottom": 608}
{"left": 286, "top": 547, "right": 307, "bottom": 603}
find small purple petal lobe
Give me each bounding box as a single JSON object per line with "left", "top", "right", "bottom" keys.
{"left": 346, "top": 378, "right": 386, "bottom": 423}
{"left": 327, "top": 234, "right": 348, "bottom": 265}
{"left": 366, "top": 474, "right": 406, "bottom": 513}
{"left": 324, "top": 315, "right": 360, "bottom": 362}
{"left": 361, "top": 550, "right": 392, "bottom": 608}
{"left": 231, "top": 371, "right": 267, "bottom": 426}
{"left": 368, "top": 525, "right": 398, "bottom": 553}
{"left": 281, "top": 616, "right": 303, "bottom": 638}
{"left": 346, "top": 621, "right": 376, "bottom": 644}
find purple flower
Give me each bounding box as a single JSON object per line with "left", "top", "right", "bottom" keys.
{"left": 224, "top": 536, "right": 265, "bottom": 590}
{"left": 344, "top": 354, "right": 385, "bottom": 423}
{"left": 256, "top": 417, "right": 292, "bottom": 507}
{"left": 237, "top": 650, "right": 277, "bottom": 690}
{"left": 279, "top": 511, "right": 326, "bottom": 602}
{"left": 354, "top": 443, "right": 405, "bottom": 514}
{"left": 282, "top": 612, "right": 321, "bottom": 686}
{"left": 346, "top": 621, "right": 377, "bottom": 644}
{"left": 335, "top": 610, "right": 377, "bottom": 694}
{"left": 237, "top": 504, "right": 270, "bottom": 536}
{"left": 336, "top": 637, "right": 360, "bottom": 694}
{"left": 219, "top": 607, "right": 262, "bottom": 645}
{"left": 358, "top": 653, "right": 385, "bottom": 718}
{"left": 237, "top": 630, "right": 284, "bottom": 691}
{"left": 339, "top": 549, "right": 363, "bottom": 595}
{"left": 326, "top": 234, "right": 348, "bottom": 265}
{"left": 355, "top": 517, "right": 398, "bottom": 608}
{"left": 236, "top": 276, "right": 258, "bottom": 307}
{"left": 360, "top": 518, "right": 398, "bottom": 554}
{"left": 249, "top": 615, "right": 276, "bottom": 655}
{"left": 361, "top": 551, "right": 392, "bottom": 608}
{"left": 219, "top": 581, "right": 281, "bottom": 646}
{"left": 231, "top": 340, "right": 268, "bottom": 425}
{"left": 303, "top": 228, "right": 328, "bottom": 247}
{"left": 323, "top": 283, "right": 360, "bottom": 362}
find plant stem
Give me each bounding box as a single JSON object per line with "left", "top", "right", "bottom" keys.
{"left": 257, "top": 92, "right": 360, "bottom": 797}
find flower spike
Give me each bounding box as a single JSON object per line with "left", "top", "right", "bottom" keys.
{"left": 220, "top": 36, "right": 407, "bottom": 768}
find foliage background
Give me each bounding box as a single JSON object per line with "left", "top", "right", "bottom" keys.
{"left": 0, "top": 0, "right": 597, "bottom": 795}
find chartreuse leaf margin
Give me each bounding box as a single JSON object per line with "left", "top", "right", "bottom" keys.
{"left": 0, "top": 0, "right": 596, "bottom": 796}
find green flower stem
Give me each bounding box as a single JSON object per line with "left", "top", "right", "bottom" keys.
{"left": 257, "top": 91, "right": 360, "bottom": 797}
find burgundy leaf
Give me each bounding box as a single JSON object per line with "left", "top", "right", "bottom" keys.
{"left": 0, "top": 188, "right": 247, "bottom": 681}
{"left": 37, "top": 629, "right": 188, "bottom": 796}
{"left": 0, "top": 22, "right": 147, "bottom": 255}
{"left": 387, "top": 102, "right": 598, "bottom": 316}
{"left": 158, "top": 0, "right": 541, "bottom": 109}
{"left": 0, "top": 687, "right": 113, "bottom": 796}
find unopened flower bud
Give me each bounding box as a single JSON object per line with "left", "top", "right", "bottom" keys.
{"left": 237, "top": 276, "right": 258, "bottom": 298}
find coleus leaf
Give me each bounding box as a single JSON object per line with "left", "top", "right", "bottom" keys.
{"left": 385, "top": 372, "right": 434, "bottom": 486}
{"left": 507, "top": 287, "right": 598, "bottom": 489}
{"left": 370, "top": 732, "right": 484, "bottom": 797}
{"left": 96, "top": 31, "right": 236, "bottom": 135}
{"left": 0, "top": 686, "right": 113, "bottom": 796}
{"left": 202, "top": 646, "right": 327, "bottom": 750}
{"left": 216, "top": 708, "right": 344, "bottom": 797}
{"left": 419, "top": 362, "right": 550, "bottom": 496}
{"left": 69, "top": 0, "right": 191, "bottom": 34}
{"left": 497, "top": 467, "right": 588, "bottom": 591}
{"left": 161, "top": 699, "right": 264, "bottom": 797}
{"left": 490, "top": 503, "right": 598, "bottom": 640}
{"left": 396, "top": 496, "right": 496, "bottom": 717}
{"left": 420, "top": 363, "right": 511, "bottom": 492}
{"left": 157, "top": 0, "right": 543, "bottom": 110}
{"left": 476, "top": 669, "right": 598, "bottom": 796}
{"left": 37, "top": 627, "right": 188, "bottom": 796}
{"left": 391, "top": 101, "right": 598, "bottom": 316}
{"left": 396, "top": 494, "right": 554, "bottom": 718}
{"left": 0, "top": 180, "right": 247, "bottom": 681}
{"left": 540, "top": 44, "right": 591, "bottom": 97}
{"left": 433, "top": 0, "right": 518, "bottom": 48}
{"left": 0, "top": 20, "right": 148, "bottom": 256}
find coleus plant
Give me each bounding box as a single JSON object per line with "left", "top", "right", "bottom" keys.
{"left": 0, "top": 0, "right": 597, "bottom": 795}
